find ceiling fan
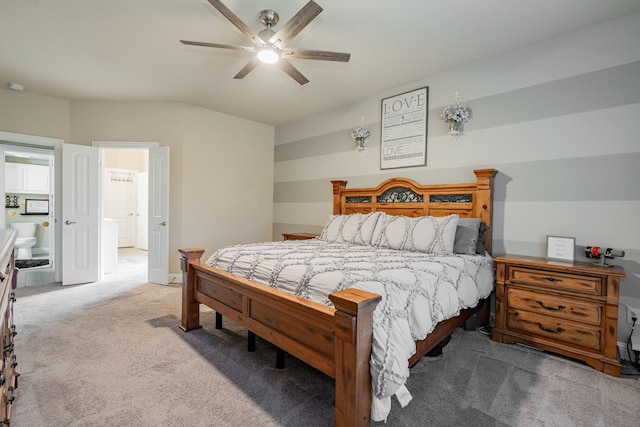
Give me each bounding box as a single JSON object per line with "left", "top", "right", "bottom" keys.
{"left": 181, "top": 0, "right": 351, "bottom": 85}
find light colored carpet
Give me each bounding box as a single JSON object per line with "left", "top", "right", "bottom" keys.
{"left": 11, "top": 274, "right": 640, "bottom": 426}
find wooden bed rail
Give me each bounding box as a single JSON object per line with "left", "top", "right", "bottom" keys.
{"left": 178, "top": 248, "right": 382, "bottom": 426}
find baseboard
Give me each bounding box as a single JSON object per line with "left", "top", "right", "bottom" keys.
{"left": 618, "top": 341, "right": 637, "bottom": 361}
{"left": 168, "top": 273, "right": 182, "bottom": 285}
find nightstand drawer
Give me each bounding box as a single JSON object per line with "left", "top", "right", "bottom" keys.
{"left": 509, "top": 267, "right": 601, "bottom": 295}
{"left": 508, "top": 288, "right": 602, "bottom": 326}
{"left": 507, "top": 309, "right": 601, "bottom": 351}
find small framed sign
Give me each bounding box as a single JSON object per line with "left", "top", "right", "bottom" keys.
{"left": 546, "top": 235, "right": 575, "bottom": 262}
{"left": 25, "top": 199, "right": 49, "bottom": 215}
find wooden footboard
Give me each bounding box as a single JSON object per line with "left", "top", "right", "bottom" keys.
{"left": 179, "top": 248, "right": 488, "bottom": 425}
{"left": 179, "top": 248, "right": 381, "bottom": 426}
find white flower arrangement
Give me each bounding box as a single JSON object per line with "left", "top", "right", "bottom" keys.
{"left": 351, "top": 125, "right": 370, "bottom": 139}
{"left": 441, "top": 91, "right": 472, "bottom": 125}
{"left": 440, "top": 104, "right": 471, "bottom": 123}
{"left": 351, "top": 116, "right": 370, "bottom": 151}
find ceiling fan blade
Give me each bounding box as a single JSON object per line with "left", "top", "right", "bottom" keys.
{"left": 269, "top": 1, "right": 323, "bottom": 46}
{"left": 180, "top": 40, "right": 253, "bottom": 52}
{"left": 278, "top": 60, "right": 310, "bottom": 85}
{"left": 208, "top": 0, "right": 258, "bottom": 41}
{"left": 283, "top": 48, "right": 350, "bottom": 62}
{"left": 234, "top": 57, "right": 261, "bottom": 80}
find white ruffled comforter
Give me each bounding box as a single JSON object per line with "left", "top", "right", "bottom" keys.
{"left": 205, "top": 239, "right": 494, "bottom": 421}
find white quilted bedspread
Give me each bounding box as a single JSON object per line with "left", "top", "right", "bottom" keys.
{"left": 205, "top": 238, "right": 494, "bottom": 421}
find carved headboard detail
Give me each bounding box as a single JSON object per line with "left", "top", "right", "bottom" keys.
{"left": 331, "top": 169, "right": 497, "bottom": 254}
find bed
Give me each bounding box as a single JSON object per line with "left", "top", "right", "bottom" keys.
{"left": 179, "top": 168, "right": 497, "bottom": 425}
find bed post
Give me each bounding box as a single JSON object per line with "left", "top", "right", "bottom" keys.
{"left": 332, "top": 180, "right": 348, "bottom": 215}
{"left": 473, "top": 169, "right": 497, "bottom": 255}
{"left": 178, "top": 248, "right": 205, "bottom": 332}
{"left": 472, "top": 169, "right": 496, "bottom": 327}
{"left": 329, "top": 288, "right": 381, "bottom": 427}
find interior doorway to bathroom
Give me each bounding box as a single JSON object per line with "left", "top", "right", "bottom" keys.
{"left": 63, "top": 142, "right": 168, "bottom": 286}
{"left": 0, "top": 132, "right": 170, "bottom": 287}
{"left": 101, "top": 148, "right": 149, "bottom": 279}
{"left": 0, "top": 144, "right": 56, "bottom": 283}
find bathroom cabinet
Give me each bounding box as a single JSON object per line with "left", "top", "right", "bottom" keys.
{"left": 5, "top": 163, "right": 50, "bottom": 194}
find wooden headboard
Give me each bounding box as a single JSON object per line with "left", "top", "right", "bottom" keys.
{"left": 331, "top": 169, "right": 497, "bottom": 254}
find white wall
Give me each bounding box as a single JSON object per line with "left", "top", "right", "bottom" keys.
{"left": 273, "top": 13, "right": 640, "bottom": 344}
{"left": 70, "top": 101, "right": 274, "bottom": 272}
{"left": 0, "top": 89, "right": 70, "bottom": 140}
{"left": 0, "top": 97, "right": 275, "bottom": 275}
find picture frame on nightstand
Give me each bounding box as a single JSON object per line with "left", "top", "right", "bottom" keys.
{"left": 546, "top": 235, "right": 575, "bottom": 262}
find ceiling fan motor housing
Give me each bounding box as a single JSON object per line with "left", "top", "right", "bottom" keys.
{"left": 259, "top": 9, "right": 279, "bottom": 27}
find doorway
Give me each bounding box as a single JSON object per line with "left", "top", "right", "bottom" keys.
{"left": 90, "top": 141, "right": 169, "bottom": 286}
{"left": 101, "top": 148, "right": 149, "bottom": 279}
{"left": 0, "top": 132, "right": 170, "bottom": 287}
{"left": 1, "top": 144, "right": 56, "bottom": 286}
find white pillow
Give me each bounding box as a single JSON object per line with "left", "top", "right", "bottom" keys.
{"left": 373, "top": 213, "right": 459, "bottom": 254}
{"left": 318, "top": 212, "right": 382, "bottom": 246}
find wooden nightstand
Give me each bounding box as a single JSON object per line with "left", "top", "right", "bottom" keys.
{"left": 282, "top": 232, "right": 318, "bottom": 241}
{"left": 492, "top": 254, "right": 626, "bottom": 376}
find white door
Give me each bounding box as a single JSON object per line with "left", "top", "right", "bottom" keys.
{"left": 147, "top": 147, "right": 169, "bottom": 285}
{"left": 62, "top": 143, "right": 100, "bottom": 285}
{"left": 104, "top": 168, "right": 136, "bottom": 247}
{"left": 136, "top": 172, "right": 149, "bottom": 250}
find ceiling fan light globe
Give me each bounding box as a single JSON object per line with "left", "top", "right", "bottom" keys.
{"left": 257, "top": 48, "right": 279, "bottom": 64}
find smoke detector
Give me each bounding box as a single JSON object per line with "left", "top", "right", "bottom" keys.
{"left": 8, "top": 82, "right": 24, "bottom": 91}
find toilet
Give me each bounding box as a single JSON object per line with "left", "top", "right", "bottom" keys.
{"left": 11, "top": 222, "right": 38, "bottom": 260}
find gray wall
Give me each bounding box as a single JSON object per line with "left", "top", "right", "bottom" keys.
{"left": 274, "top": 13, "right": 640, "bottom": 344}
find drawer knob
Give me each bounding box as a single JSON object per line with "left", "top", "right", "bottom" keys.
{"left": 536, "top": 322, "right": 565, "bottom": 334}
{"left": 541, "top": 276, "right": 561, "bottom": 283}
{"left": 535, "top": 300, "right": 566, "bottom": 312}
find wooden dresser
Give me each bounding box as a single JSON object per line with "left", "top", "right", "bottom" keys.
{"left": 0, "top": 229, "right": 18, "bottom": 424}
{"left": 492, "top": 254, "right": 626, "bottom": 376}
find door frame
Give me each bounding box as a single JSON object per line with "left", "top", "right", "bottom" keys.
{"left": 93, "top": 141, "right": 167, "bottom": 283}
{"left": 0, "top": 131, "right": 63, "bottom": 281}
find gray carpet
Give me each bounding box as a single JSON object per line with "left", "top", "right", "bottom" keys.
{"left": 12, "top": 279, "right": 640, "bottom": 426}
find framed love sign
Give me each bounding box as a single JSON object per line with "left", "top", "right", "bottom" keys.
{"left": 380, "top": 87, "right": 428, "bottom": 169}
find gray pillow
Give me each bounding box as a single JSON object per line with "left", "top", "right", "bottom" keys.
{"left": 476, "top": 222, "right": 490, "bottom": 254}
{"left": 453, "top": 218, "right": 481, "bottom": 254}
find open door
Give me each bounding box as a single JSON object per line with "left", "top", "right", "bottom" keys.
{"left": 147, "top": 146, "right": 169, "bottom": 285}
{"left": 62, "top": 143, "right": 170, "bottom": 286}
{"left": 62, "top": 143, "right": 100, "bottom": 285}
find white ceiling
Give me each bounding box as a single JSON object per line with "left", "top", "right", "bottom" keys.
{"left": 1, "top": 0, "right": 639, "bottom": 126}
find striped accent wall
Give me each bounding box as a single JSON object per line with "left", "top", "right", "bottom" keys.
{"left": 273, "top": 14, "right": 640, "bottom": 342}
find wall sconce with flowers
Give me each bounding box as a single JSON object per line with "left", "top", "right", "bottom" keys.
{"left": 351, "top": 116, "right": 370, "bottom": 152}
{"left": 441, "top": 91, "right": 471, "bottom": 140}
